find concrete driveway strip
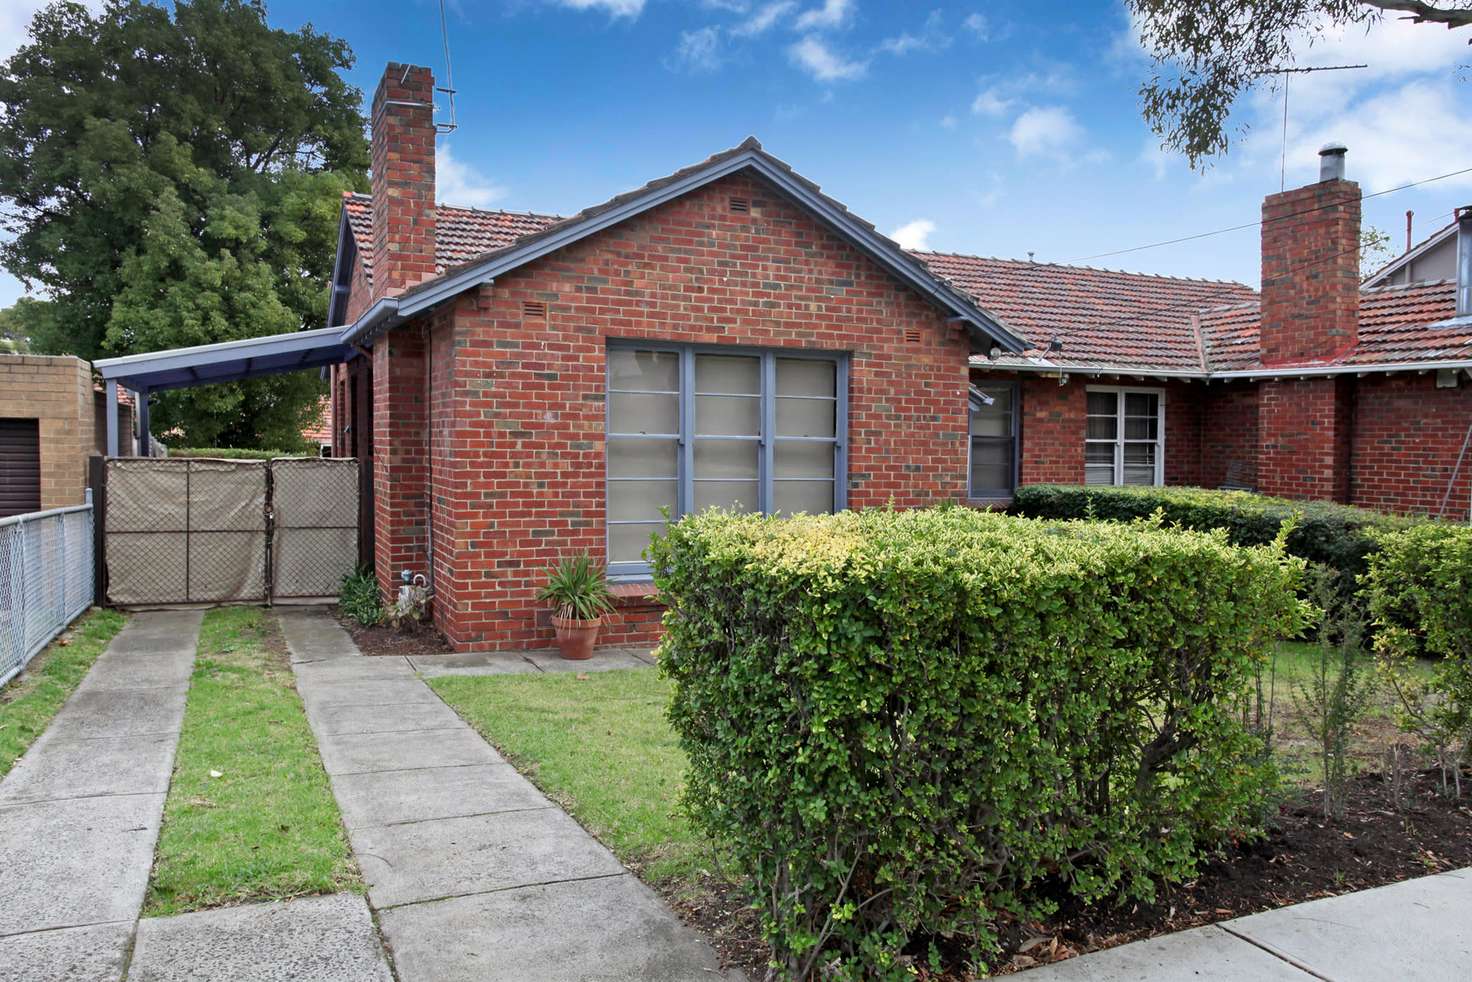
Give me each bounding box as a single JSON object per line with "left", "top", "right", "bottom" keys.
{"left": 0, "top": 608, "right": 202, "bottom": 979}
{"left": 279, "top": 607, "right": 740, "bottom": 982}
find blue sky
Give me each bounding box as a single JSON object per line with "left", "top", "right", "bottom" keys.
{"left": 3, "top": 0, "right": 1471, "bottom": 310}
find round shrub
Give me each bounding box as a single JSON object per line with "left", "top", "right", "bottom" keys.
{"left": 652, "top": 506, "right": 1304, "bottom": 979}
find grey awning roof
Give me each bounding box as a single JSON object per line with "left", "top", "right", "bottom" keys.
{"left": 93, "top": 325, "right": 353, "bottom": 392}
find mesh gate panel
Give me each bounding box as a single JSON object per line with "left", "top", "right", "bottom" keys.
{"left": 271, "top": 458, "right": 358, "bottom": 599}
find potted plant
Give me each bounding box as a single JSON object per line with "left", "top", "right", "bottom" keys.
{"left": 537, "top": 554, "right": 617, "bottom": 660}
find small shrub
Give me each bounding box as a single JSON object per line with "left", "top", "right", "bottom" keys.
{"left": 1293, "top": 566, "right": 1377, "bottom": 820}
{"left": 1012, "top": 484, "right": 1412, "bottom": 593}
{"left": 1364, "top": 523, "right": 1472, "bottom": 796}
{"left": 652, "top": 506, "right": 1305, "bottom": 978}
{"left": 169, "top": 447, "right": 311, "bottom": 460}
{"left": 536, "top": 555, "right": 616, "bottom": 621}
{"left": 339, "top": 567, "right": 382, "bottom": 627}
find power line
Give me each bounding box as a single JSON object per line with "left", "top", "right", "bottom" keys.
{"left": 1068, "top": 164, "right": 1472, "bottom": 264}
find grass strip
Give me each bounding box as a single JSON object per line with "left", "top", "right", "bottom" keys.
{"left": 145, "top": 606, "right": 359, "bottom": 916}
{"left": 1, "top": 608, "right": 127, "bottom": 777}
{"left": 430, "top": 668, "right": 717, "bottom": 884}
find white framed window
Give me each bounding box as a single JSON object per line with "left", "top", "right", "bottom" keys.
{"left": 606, "top": 343, "right": 848, "bottom": 577}
{"left": 1085, "top": 387, "right": 1165, "bottom": 486}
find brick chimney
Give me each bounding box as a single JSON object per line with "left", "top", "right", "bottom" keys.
{"left": 1259, "top": 143, "right": 1360, "bottom": 365}
{"left": 370, "top": 63, "right": 437, "bottom": 300}
{"left": 1255, "top": 144, "right": 1360, "bottom": 504}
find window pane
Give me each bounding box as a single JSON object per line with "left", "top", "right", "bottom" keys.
{"left": 776, "top": 397, "right": 835, "bottom": 437}
{"left": 773, "top": 480, "right": 834, "bottom": 516}
{"left": 695, "top": 440, "right": 758, "bottom": 479}
{"left": 971, "top": 402, "right": 1010, "bottom": 437}
{"left": 1087, "top": 391, "right": 1116, "bottom": 416}
{"left": 1086, "top": 415, "right": 1117, "bottom": 439}
{"left": 1085, "top": 442, "right": 1115, "bottom": 466}
{"left": 1125, "top": 392, "right": 1158, "bottom": 418}
{"left": 695, "top": 395, "right": 760, "bottom": 436}
{"left": 775, "top": 440, "right": 834, "bottom": 479}
{"left": 610, "top": 393, "right": 678, "bottom": 434}
{"left": 694, "top": 480, "right": 759, "bottom": 513}
{"left": 1123, "top": 442, "right": 1156, "bottom": 485}
{"left": 608, "top": 438, "right": 676, "bottom": 478}
{"left": 609, "top": 349, "right": 678, "bottom": 392}
{"left": 970, "top": 438, "right": 1013, "bottom": 493}
{"left": 1124, "top": 416, "right": 1158, "bottom": 440}
{"left": 609, "top": 522, "right": 663, "bottom": 564}
{"left": 1085, "top": 465, "right": 1115, "bottom": 486}
{"left": 776, "top": 358, "right": 835, "bottom": 398}
{"left": 608, "top": 479, "right": 677, "bottom": 521}
{"left": 695, "top": 355, "right": 760, "bottom": 394}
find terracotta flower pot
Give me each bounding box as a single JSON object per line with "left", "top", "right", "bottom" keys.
{"left": 551, "top": 614, "right": 601, "bottom": 660}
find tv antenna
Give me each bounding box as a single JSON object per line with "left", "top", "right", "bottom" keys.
{"left": 1258, "top": 64, "right": 1367, "bottom": 189}
{"left": 435, "top": 0, "right": 458, "bottom": 133}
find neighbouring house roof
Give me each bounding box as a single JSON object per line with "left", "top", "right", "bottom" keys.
{"left": 332, "top": 138, "right": 1028, "bottom": 355}
{"left": 1362, "top": 221, "right": 1456, "bottom": 288}
{"left": 341, "top": 195, "right": 562, "bottom": 284}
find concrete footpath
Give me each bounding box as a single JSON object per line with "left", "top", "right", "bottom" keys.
{"left": 278, "top": 607, "right": 739, "bottom": 982}
{"left": 1022, "top": 866, "right": 1472, "bottom": 981}
{"left": 0, "top": 609, "right": 202, "bottom": 980}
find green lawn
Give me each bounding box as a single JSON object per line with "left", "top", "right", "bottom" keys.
{"left": 145, "top": 606, "right": 360, "bottom": 916}
{"left": 1, "top": 608, "right": 127, "bottom": 778}
{"left": 430, "top": 668, "right": 720, "bottom": 885}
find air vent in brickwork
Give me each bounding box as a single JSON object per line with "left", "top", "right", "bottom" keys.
{"left": 522, "top": 301, "right": 548, "bottom": 319}
{"left": 728, "top": 196, "right": 751, "bottom": 214}
{"left": 903, "top": 328, "right": 922, "bottom": 344}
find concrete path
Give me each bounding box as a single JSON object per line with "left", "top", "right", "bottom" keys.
{"left": 1021, "top": 866, "right": 1472, "bottom": 981}
{"left": 0, "top": 609, "right": 202, "bottom": 980}
{"left": 278, "top": 607, "right": 738, "bottom": 982}
{"left": 406, "top": 645, "right": 655, "bottom": 678}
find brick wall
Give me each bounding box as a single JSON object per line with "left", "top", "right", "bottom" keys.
{"left": 1199, "top": 382, "right": 1259, "bottom": 489}
{"left": 372, "top": 327, "right": 430, "bottom": 601}
{"left": 1257, "top": 377, "right": 1353, "bottom": 502}
{"left": 0, "top": 355, "right": 98, "bottom": 509}
{"left": 423, "top": 171, "right": 974, "bottom": 650}
{"left": 1017, "top": 376, "right": 1084, "bottom": 485}
{"left": 1351, "top": 373, "right": 1472, "bottom": 517}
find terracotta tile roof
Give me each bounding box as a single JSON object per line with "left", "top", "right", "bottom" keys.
{"left": 342, "top": 192, "right": 561, "bottom": 283}
{"left": 915, "top": 252, "right": 1255, "bottom": 371}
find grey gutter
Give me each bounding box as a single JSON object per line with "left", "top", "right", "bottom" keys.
{"left": 340, "top": 149, "right": 1025, "bottom": 353}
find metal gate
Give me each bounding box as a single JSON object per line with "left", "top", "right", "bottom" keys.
{"left": 101, "top": 457, "right": 358, "bottom": 605}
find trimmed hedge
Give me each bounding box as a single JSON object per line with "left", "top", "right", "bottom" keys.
{"left": 652, "top": 507, "right": 1303, "bottom": 978}
{"left": 1364, "top": 524, "right": 1472, "bottom": 747}
{"left": 168, "top": 447, "right": 313, "bottom": 460}
{"left": 1012, "top": 484, "right": 1413, "bottom": 588}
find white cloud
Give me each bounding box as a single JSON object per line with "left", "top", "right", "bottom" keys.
{"left": 963, "top": 12, "right": 989, "bottom": 40}
{"left": 970, "top": 87, "right": 1012, "bottom": 117}
{"left": 1009, "top": 106, "right": 1084, "bottom": 159}
{"left": 788, "top": 36, "right": 867, "bottom": 82}
{"left": 940, "top": 113, "right": 958, "bottom": 130}
{"left": 437, "top": 144, "right": 506, "bottom": 208}
{"left": 879, "top": 10, "right": 950, "bottom": 56}
{"left": 890, "top": 219, "right": 936, "bottom": 250}
{"left": 732, "top": 1, "right": 795, "bottom": 37}
{"left": 793, "top": 0, "right": 853, "bottom": 32}
{"left": 673, "top": 26, "right": 723, "bottom": 72}
{"left": 701, "top": 0, "right": 749, "bottom": 11}
{"left": 1, "top": 0, "right": 103, "bottom": 61}
{"left": 553, "top": 0, "right": 645, "bottom": 18}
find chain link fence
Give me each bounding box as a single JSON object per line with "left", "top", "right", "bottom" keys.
{"left": 0, "top": 502, "right": 95, "bottom": 687}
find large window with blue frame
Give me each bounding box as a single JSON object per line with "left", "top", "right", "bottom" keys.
{"left": 605, "top": 343, "right": 847, "bottom": 577}
{"left": 968, "top": 382, "right": 1018, "bottom": 498}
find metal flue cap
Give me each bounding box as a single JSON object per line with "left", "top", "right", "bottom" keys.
{"left": 1318, "top": 143, "right": 1348, "bottom": 182}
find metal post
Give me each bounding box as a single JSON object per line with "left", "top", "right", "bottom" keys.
{"left": 105, "top": 380, "right": 120, "bottom": 457}
{"left": 136, "top": 388, "right": 151, "bottom": 456}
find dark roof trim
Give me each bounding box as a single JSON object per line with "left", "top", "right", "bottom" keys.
{"left": 339, "top": 141, "right": 1026, "bottom": 353}
{"left": 94, "top": 325, "right": 355, "bottom": 392}
{"left": 326, "top": 207, "right": 357, "bottom": 329}
{"left": 971, "top": 356, "right": 1472, "bottom": 381}
{"left": 1363, "top": 221, "right": 1455, "bottom": 288}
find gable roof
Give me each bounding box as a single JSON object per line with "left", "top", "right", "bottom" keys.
{"left": 334, "top": 138, "right": 1027, "bottom": 354}
{"left": 1363, "top": 221, "right": 1456, "bottom": 288}
{"left": 341, "top": 195, "right": 562, "bottom": 284}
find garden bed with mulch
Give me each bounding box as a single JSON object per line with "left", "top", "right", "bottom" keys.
{"left": 659, "top": 767, "right": 1472, "bottom": 980}
{"left": 336, "top": 611, "right": 454, "bottom": 660}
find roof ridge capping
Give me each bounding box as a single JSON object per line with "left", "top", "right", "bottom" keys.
{"left": 911, "top": 249, "right": 1256, "bottom": 289}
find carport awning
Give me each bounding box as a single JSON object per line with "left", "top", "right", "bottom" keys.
{"left": 92, "top": 325, "right": 356, "bottom": 456}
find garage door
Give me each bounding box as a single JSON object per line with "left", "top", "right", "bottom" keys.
{"left": 0, "top": 418, "right": 41, "bottom": 518}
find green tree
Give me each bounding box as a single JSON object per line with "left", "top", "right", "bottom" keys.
{"left": 1130, "top": 1, "right": 1472, "bottom": 167}
{"left": 0, "top": 0, "right": 367, "bottom": 449}
{"left": 1361, "top": 225, "right": 1394, "bottom": 279}
{"left": 0, "top": 296, "right": 58, "bottom": 353}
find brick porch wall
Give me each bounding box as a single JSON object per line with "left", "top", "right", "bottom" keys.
{"left": 372, "top": 326, "right": 430, "bottom": 602}
{"left": 426, "top": 171, "right": 974, "bottom": 651}
{"left": 1351, "top": 373, "right": 1472, "bottom": 517}
{"left": 1258, "top": 377, "right": 1353, "bottom": 502}
{"left": 1199, "top": 382, "right": 1260, "bottom": 490}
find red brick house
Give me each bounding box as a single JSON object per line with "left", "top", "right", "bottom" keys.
{"left": 328, "top": 63, "right": 1472, "bottom": 652}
